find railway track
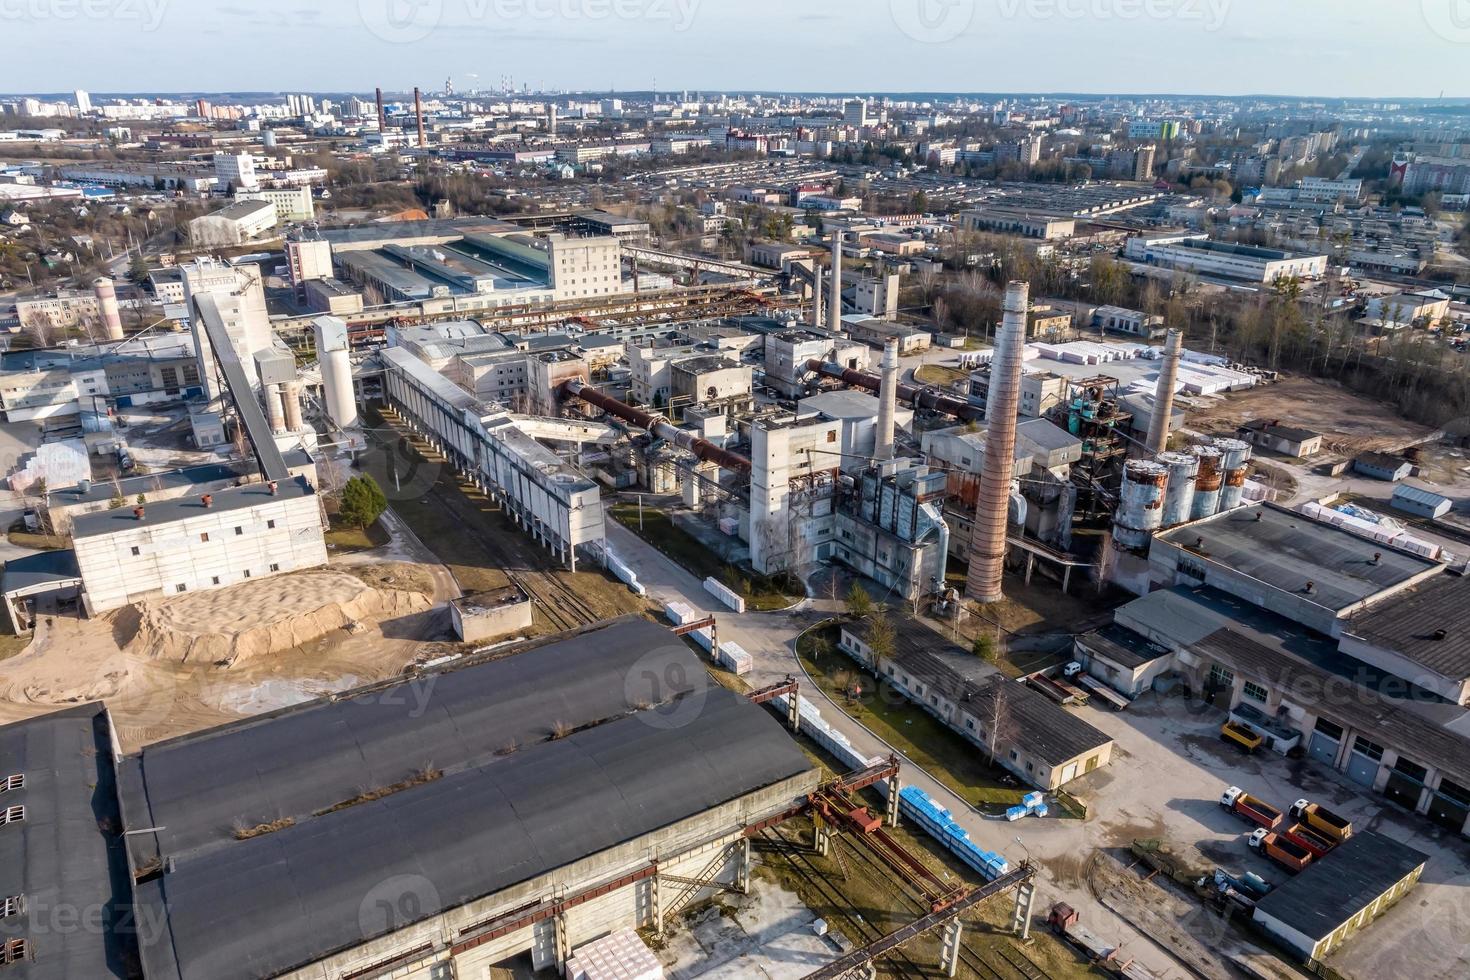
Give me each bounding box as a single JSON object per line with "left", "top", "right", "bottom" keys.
{"left": 373, "top": 415, "right": 602, "bottom": 634}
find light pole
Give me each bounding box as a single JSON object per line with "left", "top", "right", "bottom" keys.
{"left": 1014, "top": 835, "right": 1033, "bottom": 868}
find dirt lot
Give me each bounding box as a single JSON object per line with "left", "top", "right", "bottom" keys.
{"left": 0, "top": 561, "right": 456, "bottom": 751}
{"left": 1185, "top": 377, "right": 1439, "bottom": 455}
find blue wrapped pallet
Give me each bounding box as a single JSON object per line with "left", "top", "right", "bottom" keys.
{"left": 1022, "top": 791, "right": 1045, "bottom": 810}
{"left": 1033, "top": 803, "right": 1049, "bottom": 818}
{"left": 1006, "top": 805, "right": 1028, "bottom": 822}
{"left": 898, "top": 785, "right": 1011, "bottom": 881}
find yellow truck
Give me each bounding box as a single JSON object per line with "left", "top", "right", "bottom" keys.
{"left": 1290, "top": 799, "right": 1353, "bottom": 843}
{"left": 1221, "top": 720, "right": 1264, "bottom": 753}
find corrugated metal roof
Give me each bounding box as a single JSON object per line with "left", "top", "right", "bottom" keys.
{"left": 1349, "top": 573, "right": 1470, "bottom": 680}
{"left": 1253, "top": 831, "right": 1427, "bottom": 943}
{"left": 1392, "top": 483, "right": 1451, "bottom": 508}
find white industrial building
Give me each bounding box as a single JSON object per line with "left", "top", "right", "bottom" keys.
{"left": 70, "top": 476, "right": 328, "bottom": 613}
{"left": 188, "top": 199, "right": 277, "bottom": 247}
{"left": 236, "top": 184, "right": 314, "bottom": 221}
{"left": 1124, "top": 233, "right": 1328, "bottom": 283}
{"left": 213, "top": 150, "right": 259, "bottom": 190}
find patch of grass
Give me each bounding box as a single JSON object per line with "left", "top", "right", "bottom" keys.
{"left": 7, "top": 529, "right": 66, "bottom": 551}
{"left": 233, "top": 816, "right": 295, "bottom": 840}
{"left": 0, "top": 633, "right": 30, "bottom": 661}
{"left": 609, "top": 503, "right": 800, "bottom": 611}
{"left": 914, "top": 363, "right": 971, "bottom": 387}
{"left": 797, "top": 624, "right": 1024, "bottom": 809}
{"left": 324, "top": 516, "right": 390, "bottom": 553}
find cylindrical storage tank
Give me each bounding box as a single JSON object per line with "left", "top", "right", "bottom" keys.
{"left": 266, "top": 383, "right": 286, "bottom": 434}
{"left": 93, "top": 277, "right": 125, "bottom": 341}
{"left": 283, "top": 381, "right": 304, "bottom": 432}
{"left": 1113, "top": 459, "right": 1169, "bottom": 550}
{"left": 263, "top": 127, "right": 278, "bottom": 149}
{"left": 1159, "top": 451, "right": 1199, "bottom": 527}
{"left": 1190, "top": 445, "right": 1224, "bottom": 520}
{"left": 323, "top": 348, "right": 356, "bottom": 429}
{"left": 1214, "top": 438, "right": 1252, "bottom": 511}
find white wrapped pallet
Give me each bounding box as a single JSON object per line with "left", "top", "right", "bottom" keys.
{"left": 704, "top": 576, "right": 747, "bottom": 613}
{"left": 663, "top": 601, "right": 700, "bottom": 626}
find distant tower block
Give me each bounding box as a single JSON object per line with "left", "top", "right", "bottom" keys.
{"left": 1145, "top": 328, "right": 1183, "bottom": 455}
{"left": 965, "top": 280, "right": 1029, "bottom": 604}
{"left": 93, "top": 277, "right": 125, "bottom": 341}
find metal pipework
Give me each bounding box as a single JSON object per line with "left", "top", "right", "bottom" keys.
{"left": 875, "top": 338, "right": 899, "bottom": 461}
{"left": 804, "top": 359, "right": 984, "bottom": 420}
{"left": 966, "top": 280, "right": 1029, "bottom": 604}
{"left": 560, "top": 379, "right": 752, "bottom": 474}
{"left": 1145, "top": 328, "right": 1183, "bottom": 455}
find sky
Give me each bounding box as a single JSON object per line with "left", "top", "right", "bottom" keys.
{"left": 4, "top": 0, "right": 1470, "bottom": 99}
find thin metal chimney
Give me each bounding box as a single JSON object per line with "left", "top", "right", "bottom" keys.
{"left": 966, "top": 281, "right": 1029, "bottom": 604}
{"left": 1145, "top": 328, "right": 1183, "bottom": 455}
{"left": 374, "top": 87, "right": 386, "bottom": 133}
{"left": 414, "top": 87, "right": 426, "bottom": 147}
{"left": 876, "top": 338, "right": 899, "bottom": 461}
{"left": 828, "top": 228, "right": 843, "bottom": 334}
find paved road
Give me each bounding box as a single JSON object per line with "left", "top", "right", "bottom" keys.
{"left": 603, "top": 521, "right": 1192, "bottom": 979}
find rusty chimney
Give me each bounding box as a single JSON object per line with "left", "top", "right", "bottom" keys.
{"left": 375, "top": 86, "right": 386, "bottom": 133}
{"left": 268, "top": 480, "right": 279, "bottom": 496}
{"left": 1145, "top": 328, "right": 1183, "bottom": 456}
{"left": 133, "top": 505, "right": 145, "bottom": 520}
{"left": 413, "top": 87, "right": 426, "bottom": 147}
{"left": 201, "top": 493, "right": 213, "bottom": 508}
{"left": 965, "top": 280, "right": 1029, "bottom": 604}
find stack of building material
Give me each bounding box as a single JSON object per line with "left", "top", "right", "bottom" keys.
{"left": 602, "top": 546, "right": 644, "bottom": 595}
{"left": 1005, "top": 790, "right": 1050, "bottom": 821}
{"left": 716, "top": 640, "right": 753, "bottom": 675}
{"left": 771, "top": 693, "right": 880, "bottom": 772}
{"left": 566, "top": 927, "right": 664, "bottom": 980}
{"left": 663, "top": 600, "right": 701, "bottom": 626}
{"left": 1297, "top": 502, "right": 1444, "bottom": 560}
{"left": 900, "top": 785, "right": 1011, "bottom": 880}
{"left": 718, "top": 516, "right": 740, "bottom": 536}
{"left": 704, "top": 576, "right": 747, "bottom": 613}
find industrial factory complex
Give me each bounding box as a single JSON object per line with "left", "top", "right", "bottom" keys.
{"left": 4, "top": 92, "right": 1470, "bottom": 980}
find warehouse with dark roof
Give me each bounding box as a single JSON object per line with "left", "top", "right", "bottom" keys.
{"left": 1251, "top": 831, "right": 1427, "bottom": 963}
{"left": 839, "top": 616, "right": 1114, "bottom": 789}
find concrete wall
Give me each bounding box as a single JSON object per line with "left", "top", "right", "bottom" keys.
{"left": 74, "top": 490, "right": 328, "bottom": 612}
{"left": 279, "top": 770, "right": 817, "bottom": 979}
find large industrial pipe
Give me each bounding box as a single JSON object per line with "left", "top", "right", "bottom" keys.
{"left": 805, "top": 359, "right": 983, "bottom": 420}
{"left": 561, "top": 380, "right": 751, "bottom": 474}
{"left": 1145, "top": 328, "right": 1183, "bottom": 455}
{"left": 828, "top": 229, "right": 843, "bottom": 334}
{"left": 413, "top": 87, "right": 426, "bottom": 147}
{"left": 375, "top": 86, "right": 386, "bottom": 133}
{"left": 966, "top": 281, "right": 1029, "bottom": 604}
{"left": 875, "top": 338, "right": 899, "bottom": 461}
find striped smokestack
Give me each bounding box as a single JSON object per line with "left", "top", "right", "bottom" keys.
{"left": 828, "top": 228, "right": 843, "bottom": 334}
{"left": 965, "top": 280, "right": 1029, "bottom": 604}
{"left": 1145, "top": 328, "right": 1183, "bottom": 455}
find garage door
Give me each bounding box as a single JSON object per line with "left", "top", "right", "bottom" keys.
{"left": 1060, "top": 762, "right": 1078, "bottom": 784}
{"left": 1309, "top": 731, "right": 1340, "bottom": 767}
{"left": 1427, "top": 778, "right": 1470, "bottom": 834}
{"left": 1348, "top": 736, "right": 1383, "bottom": 787}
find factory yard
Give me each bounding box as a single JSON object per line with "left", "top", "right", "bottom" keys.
{"left": 1017, "top": 689, "right": 1470, "bottom": 980}
{"left": 1184, "top": 376, "right": 1440, "bottom": 455}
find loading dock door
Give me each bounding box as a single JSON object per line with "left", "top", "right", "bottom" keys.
{"left": 1060, "top": 762, "right": 1078, "bottom": 784}
{"left": 1309, "top": 719, "right": 1343, "bottom": 768}
{"left": 1347, "top": 736, "right": 1383, "bottom": 787}
{"left": 1427, "top": 778, "right": 1470, "bottom": 835}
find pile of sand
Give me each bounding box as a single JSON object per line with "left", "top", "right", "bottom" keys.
{"left": 120, "top": 566, "right": 432, "bottom": 665}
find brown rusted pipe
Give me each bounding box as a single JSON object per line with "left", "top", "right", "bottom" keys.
{"left": 559, "top": 380, "right": 752, "bottom": 474}
{"left": 804, "top": 359, "right": 984, "bottom": 420}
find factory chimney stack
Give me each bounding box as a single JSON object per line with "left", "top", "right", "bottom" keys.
{"left": 965, "top": 281, "right": 1029, "bottom": 604}
{"left": 1145, "top": 328, "right": 1183, "bottom": 455}
{"left": 374, "top": 87, "right": 386, "bottom": 133}
{"left": 828, "top": 229, "right": 843, "bottom": 334}
{"left": 875, "top": 339, "right": 899, "bottom": 461}
{"left": 413, "top": 87, "right": 426, "bottom": 147}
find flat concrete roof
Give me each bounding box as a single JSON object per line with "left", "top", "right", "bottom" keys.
{"left": 1155, "top": 503, "right": 1439, "bottom": 613}
{"left": 70, "top": 474, "right": 315, "bottom": 540}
